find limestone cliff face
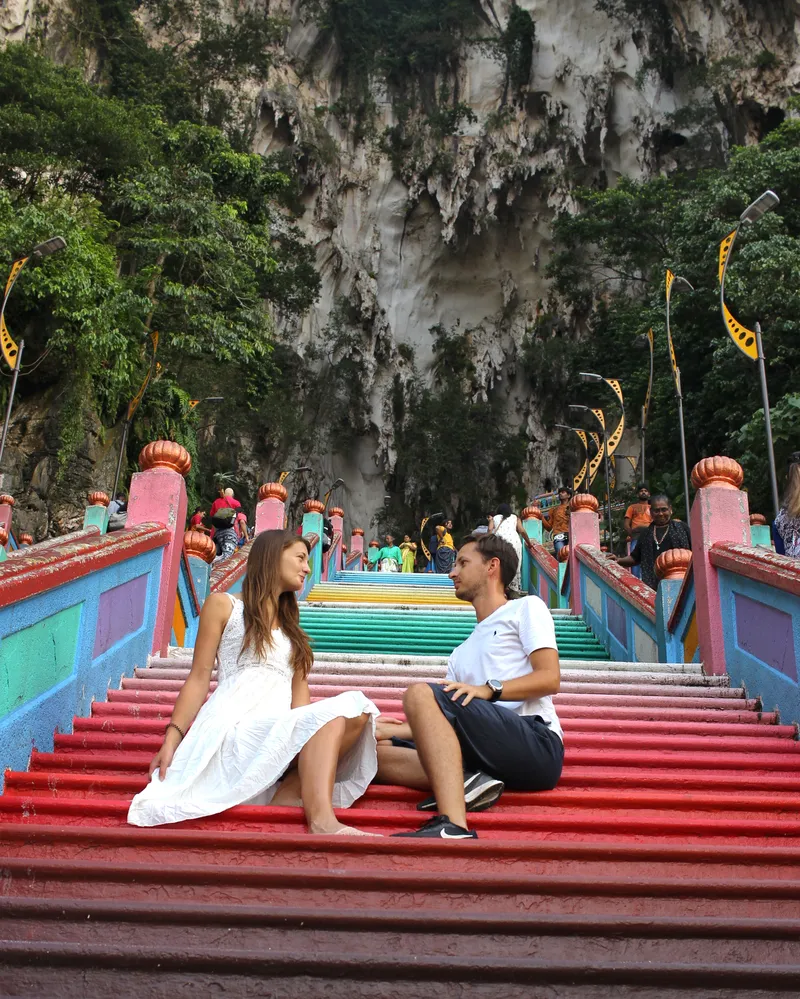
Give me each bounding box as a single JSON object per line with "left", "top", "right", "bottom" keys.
{"left": 252, "top": 0, "right": 799, "bottom": 529}
{"left": 1, "top": 0, "right": 798, "bottom": 536}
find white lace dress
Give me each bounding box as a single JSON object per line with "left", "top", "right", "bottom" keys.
{"left": 127, "top": 595, "right": 379, "bottom": 827}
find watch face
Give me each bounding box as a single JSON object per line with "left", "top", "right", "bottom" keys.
{"left": 488, "top": 680, "right": 502, "bottom": 693}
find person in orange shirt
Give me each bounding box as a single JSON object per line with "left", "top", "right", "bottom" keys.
{"left": 542, "top": 486, "right": 572, "bottom": 555}
{"left": 623, "top": 484, "right": 652, "bottom": 578}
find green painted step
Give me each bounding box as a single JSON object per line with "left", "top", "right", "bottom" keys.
{"left": 301, "top": 608, "right": 610, "bottom": 660}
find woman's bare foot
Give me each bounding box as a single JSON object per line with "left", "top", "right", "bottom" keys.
{"left": 308, "top": 820, "right": 380, "bottom": 836}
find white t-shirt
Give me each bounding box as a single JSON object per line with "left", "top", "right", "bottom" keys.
{"left": 445, "top": 596, "right": 563, "bottom": 741}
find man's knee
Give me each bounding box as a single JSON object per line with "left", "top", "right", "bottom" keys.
{"left": 403, "top": 682, "right": 435, "bottom": 714}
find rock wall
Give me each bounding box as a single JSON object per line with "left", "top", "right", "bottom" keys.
{"left": 2, "top": 0, "right": 798, "bottom": 536}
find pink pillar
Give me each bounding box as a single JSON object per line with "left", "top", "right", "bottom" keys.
{"left": 567, "top": 494, "right": 601, "bottom": 615}
{"left": 690, "top": 457, "right": 751, "bottom": 676}
{"left": 328, "top": 506, "right": 344, "bottom": 577}
{"left": 0, "top": 494, "right": 14, "bottom": 549}
{"left": 126, "top": 441, "right": 191, "bottom": 656}
{"left": 255, "top": 482, "right": 288, "bottom": 534}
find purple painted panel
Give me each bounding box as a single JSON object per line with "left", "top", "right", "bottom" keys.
{"left": 93, "top": 574, "right": 148, "bottom": 658}
{"left": 606, "top": 594, "right": 627, "bottom": 648}
{"left": 734, "top": 593, "right": 797, "bottom": 682}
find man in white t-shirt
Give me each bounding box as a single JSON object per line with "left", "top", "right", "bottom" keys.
{"left": 376, "top": 532, "right": 564, "bottom": 839}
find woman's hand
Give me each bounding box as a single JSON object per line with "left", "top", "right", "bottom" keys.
{"left": 375, "top": 715, "right": 408, "bottom": 741}
{"left": 149, "top": 730, "right": 182, "bottom": 780}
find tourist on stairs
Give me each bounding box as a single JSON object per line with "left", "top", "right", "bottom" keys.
{"left": 128, "top": 530, "right": 380, "bottom": 836}
{"left": 375, "top": 533, "right": 564, "bottom": 839}
{"left": 488, "top": 502, "right": 528, "bottom": 594}
{"left": 542, "top": 486, "right": 572, "bottom": 557}
{"left": 614, "top": 493, "right": 690, "bottom": 589}
{"left": 773, "top": 451, "right": 800, "bottom": 558}
{"left": 623, "top": 483, "right": 652, "bottom": 579}
{"left": 400, "top": 535, "right": 417, "bottom": 572}
{"left": 433, "top": 523, "right": 456, "bottom": 573}
{"left": 376, "top": 533, "right": 403, "bottom": 572}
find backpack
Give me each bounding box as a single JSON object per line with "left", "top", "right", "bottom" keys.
{"left": 211, "top": 502, "right": 237, "bottom": 530}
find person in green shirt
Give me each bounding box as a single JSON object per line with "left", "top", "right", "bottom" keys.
{"left": 377, "top": 533, "right": 403, "bottom": 572}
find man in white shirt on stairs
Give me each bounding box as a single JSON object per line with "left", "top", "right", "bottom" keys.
{"left": 376, "top": 532, "right": 564, "bottom": 839}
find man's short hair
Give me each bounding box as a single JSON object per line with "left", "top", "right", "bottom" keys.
{"left": 558, "top": 485, "right": 572, "bottom": 495}
{"left": 650, "top": 493, "right": 670, "bottom": 507}
{"left": 637, "top": 482, "right": 649, "bottom": 491}
{"left": 224, "top": 487, "right": 235, "bottom": 498}
{"left": 460, "top": 533, "right": 519, "bottom": 588}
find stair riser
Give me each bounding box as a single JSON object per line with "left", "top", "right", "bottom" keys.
{"left": 2, "top": 917, "right": 799, "bottom": 966}
{"left": 1, "top": 874, "right": 798, "bottom": 916}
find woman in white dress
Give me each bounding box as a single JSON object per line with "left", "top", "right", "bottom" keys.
{"left": 489, "top": 503, "right": 528, "bottom": 594}
{"left": 128, "top": 529, "right": 380, "bottom": 835}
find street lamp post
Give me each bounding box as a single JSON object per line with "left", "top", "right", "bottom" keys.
{"left": 570, "top": 404, "right": 614, "bottom": 548}
{"left": 555, "top": 424, "right": 590, "bottom": 492}
{"left": 633, "top": 329, "right": 654, "bottom": 477}
{"left": 0, "top": 237, "right": 68, "bottom": 473}
{"left": 665, "top": 270, "right": 694, "bottom": 520}
{"left": 719, "top": 189, "right": 781, "bottom": 518}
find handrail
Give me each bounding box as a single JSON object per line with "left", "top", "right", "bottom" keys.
{"left": 344, "top": 549, "right": 363, "bottom": 569}
{"left": 6, "top": 526, "right": 100, "bottom": 557}
{"left": 525, "top": 537, "right": 558, "bottom": 585}
{"left": 576, "top": 544, "right": 657, "bottom": 623}
{"left": 180, "top": 550, "right": 203, "bottom": 616}
{"left": 0, "top": 523, "right": 170, "bottom": 609}
{"left": 709, "top": 542, "right": 800, "bottom": 598}
{"left": 209, "top": 540, "right": 253, "bottom": 593}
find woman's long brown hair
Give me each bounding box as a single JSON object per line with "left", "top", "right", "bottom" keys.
{"left": 240, "top": 530, "right": 314, "bottom": 678}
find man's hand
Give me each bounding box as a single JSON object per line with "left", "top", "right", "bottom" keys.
{"left": 442, "top": 681, "right": 492, "bottom": 707}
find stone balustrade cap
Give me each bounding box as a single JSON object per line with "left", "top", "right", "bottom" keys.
{"left": 304, "top": 499, "right": 325, "bottom": 514}
{"left": 0, "top": 527, "right": 7, "bottom": 546}
{"left": 0, "top": 494, "right": 15, "bottom": 507}
{"left": 139, "top": 441, "right": 192, "bottom": 476}
{"left": 521, "top": 505, "right": 542, "bottom": 520}
{"left": 352, "top": 528, "right": 365, "bottom": 536}
{"left": 184, "top": 529, "right": 216, "bottom": 564}
{"left": 655, "top": 547, "right": 693, "bottom": 580}
{"left": 88, "top": 490, "right": 110, "bottom": 507}
{"left": 557, "top": 544, "right": 570, "bottom": 563}
{"left": 258, "top": 482, "right": 288, "bottom": 502}
{"left": 691, "top": 456, "right": 743, "bottom": 490}
{"left": 328, "top": 506, "right": 345, "bottom": 518}
{"left": 570, "top": 493, "right": 599, "bottom": 513}
{"left": 749, "top": 513, "right": 767, "bottom": 525}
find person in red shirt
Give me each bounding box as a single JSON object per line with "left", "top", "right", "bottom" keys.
{"left": 189, "top": 507, "right": 208, "bottom": 534}
{"left": 210, "top": 487, "right": 241, "bottom": 519}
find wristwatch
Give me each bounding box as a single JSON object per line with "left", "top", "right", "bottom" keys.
{"left": 486, "top": 679, "right": 503, "bottom": 702}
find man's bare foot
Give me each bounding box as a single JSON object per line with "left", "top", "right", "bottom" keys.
{"left": 308, "top": 820, "right": 380, "bottom": 836}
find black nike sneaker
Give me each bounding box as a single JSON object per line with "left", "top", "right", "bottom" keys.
{"left": 417, "top": 771, "right": 504, "bottom": 813}
{"left": 393, "top": 815, "right": 478, "bottom": 839}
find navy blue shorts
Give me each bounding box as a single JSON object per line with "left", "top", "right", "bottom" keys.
{"left": 392, "top": 682, "right": 564, "bottom": 791}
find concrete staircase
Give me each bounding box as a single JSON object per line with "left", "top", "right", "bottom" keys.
{"left": 0, "top": 576, "right": 799, "bottom": 995}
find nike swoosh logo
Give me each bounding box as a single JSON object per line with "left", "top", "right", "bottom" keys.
{"left": 440, "top": 829, "right": 473, "bottom": 838}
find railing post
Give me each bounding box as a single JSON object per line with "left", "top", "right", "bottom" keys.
{"left": 83, "top": 491, "right": 110, "bottom": 534}
{"left": 690, "top": 457, "right": 751, "bottom": 676}
{"left": 0, "top": 494, "right": 13, "bottom": 549}
{"left": 655, "top": 549, "right": 693, "bottom": 663}
{"left": 125, "top": 441, "right": 191, "bottom": 656}
{"left": 255, "top": 482, "right": 288, "bottom": 535}
{"left": 521, "top": 505, "right": 543, "bottom": 544}
{"left": 350, "top": 527, "right": 365, "bottom": 568}
{"left": 749, "top": 512, "right": 772, "bottom": 549}
{"left": 328, "top": 506, "right": 344, "bottom": 578}
{"left": 568, "top": 494, "right": 600, "bottom": 616}
{"left": 302, "top": 498, "right": 325, "bottom": 592}
{"left": 557, "top": 545, "right": 570, "bottom": 606}
{"left": 184, "top": 530, "right": 215, "bottom": 603}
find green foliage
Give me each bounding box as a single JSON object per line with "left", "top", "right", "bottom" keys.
{"left": 594, "top": 0, "right": 682, "bottom": 82}
{"left": 547, "top": 115, "right": 800, "bottom": 514}
{"left": 0, "top": 43, "right": 319, "bottom": 503}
